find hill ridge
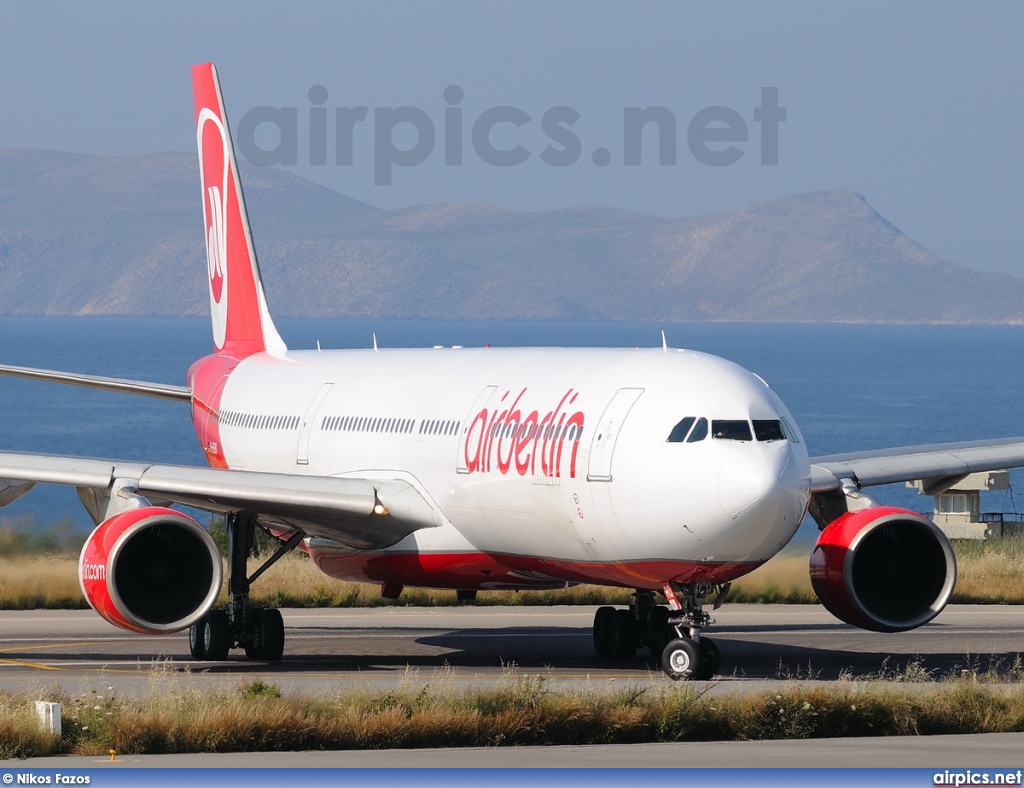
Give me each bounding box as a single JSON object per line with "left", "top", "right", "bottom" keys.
{"left": 0, "top": 149, "right": 1020, "bottom": 324}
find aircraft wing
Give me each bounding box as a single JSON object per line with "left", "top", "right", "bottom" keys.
{"left": 0, "top": 450, "right": 441, "bottom": 550}
{"left": 810, "top": 437, "right": 1024, "bottom": 494}
{"left": 0, "top": 363, "right": 192, "bottom": 402}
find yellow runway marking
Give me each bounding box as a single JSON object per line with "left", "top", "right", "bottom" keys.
{"left": 0, "top": 641, "right": 162, "bottom": 673}
{"left": 0, "top": 658, "right": 64, "bottom": 670}
{"left": 0, "top": 641, "right": 102, "bottom": 653}
{"left": 0, "top": 659, "right": 194, "bottom": 675}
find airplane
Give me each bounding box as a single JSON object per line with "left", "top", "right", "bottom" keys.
{"left": 3, "top": 62, "right": 1024, "bottom": 680}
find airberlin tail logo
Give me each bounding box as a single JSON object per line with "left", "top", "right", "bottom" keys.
{"left": 197, "top": 107, "right": 230, "bottom": 350}
{"left": 206, "top": 185, "right": 225, "bottom": 302}
{"left": 463, "top": 388, "right": 585, "bottom": 478}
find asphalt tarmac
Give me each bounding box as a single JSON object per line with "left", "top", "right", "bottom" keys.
{"left": 1, "top": 604, "right": 1022, "bottom": 694}
{"left": 2, "top": 604, "right": 1023, "bottom": 766}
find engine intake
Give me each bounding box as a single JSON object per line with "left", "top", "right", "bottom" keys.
{"left": 809, "top": 506, "right": 956, "bottom": 632}
{"left": 79, "top": 507, "right": 223, "bottom": 634}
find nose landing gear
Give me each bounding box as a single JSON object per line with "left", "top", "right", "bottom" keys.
{"left": 590, "top": 582, "right": 727, "bottom": 680}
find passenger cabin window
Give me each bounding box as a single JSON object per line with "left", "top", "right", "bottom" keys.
{"left": 712, "top": 420, "right": 753, "bottom": 441}
{"left": 753, "top": 419, "right": 786, "bottom": 442}
{"left": 666, "top": 417, "right": 695, "bottom": 443}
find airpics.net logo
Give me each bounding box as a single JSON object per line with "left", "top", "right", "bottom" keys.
{"left": 234, "top": 86, "right": 786, "bottom": 185}
{"left": 934, "top": 770, "right": 1024, "bottom": 786}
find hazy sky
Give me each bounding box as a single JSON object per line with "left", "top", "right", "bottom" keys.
{"left": 1, "top": 0, "right": 1021, "bottom": 276}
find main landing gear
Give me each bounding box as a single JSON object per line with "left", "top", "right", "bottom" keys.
{"left": 591, "top": 583, "right": 726, "bottom": 680}
{"left": 188, "top": 514, "right": 304, "bottom": 662}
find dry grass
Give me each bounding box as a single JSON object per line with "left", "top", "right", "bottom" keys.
{"left": 3, "top": 533, "right": 1024, "bottom": 609}
{"left": 0, "top": 554, "right": 88, "bottom": 610}
{"left": 728, "top": 553, "right": 818, "bottom": 603}
{"left": 0, "top": 694, "right": 61, "bottom": 759}
{"left": 948, "top": 535, "right": 1024, "bottom": 604}
{"left": 6, "top": 668, "right": 1024, "bottom": 757}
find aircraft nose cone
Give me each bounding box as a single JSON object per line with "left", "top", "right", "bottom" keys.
{"left": 718, "top": 447, "right": 772, "bottom": 519}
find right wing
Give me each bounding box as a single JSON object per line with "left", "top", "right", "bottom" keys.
{"left": 0, "top": 450, "right": 442, "bottom": 550}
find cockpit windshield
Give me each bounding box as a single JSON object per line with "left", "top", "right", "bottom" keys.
{"left": 687, "top": 417, "right": 708, "bottom": 442}
{"left": 668, "top": 417, "right": 788, "bottom": 443}
{"left": 753, "top": 419, "right": 786, "bottom": 442}
{"left": 666, "top": 416, "right": 709, "bottom": 443}
{"left": 712, "top": 420, "right": 753, "bottom": 441}
{"left": 666, "top": 417, "right": 695, "bottom": 443}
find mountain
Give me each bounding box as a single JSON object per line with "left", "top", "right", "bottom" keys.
{"left": 1, "top": 148, "right": 1021, "bottom": 323}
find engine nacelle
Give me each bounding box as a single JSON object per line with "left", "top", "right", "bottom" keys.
{"left": 79, "top": 507, "right": 223, "bottom": 634}
{"left": 809, "top": 506, "right": 956, "bottom": 632}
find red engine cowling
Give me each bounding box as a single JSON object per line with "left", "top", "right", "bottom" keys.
{"left": 810, "top": 506, "right": 956, "bottom": 632}
{"left": 79, "top": 507, "right": 223, "bottom": 634}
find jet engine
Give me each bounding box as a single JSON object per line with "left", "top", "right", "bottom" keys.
{"left": 809, "top": 506, "right": 956, "bottom": 632}
{"left": 79, "top": 507, "right": 223, "bottom": 634}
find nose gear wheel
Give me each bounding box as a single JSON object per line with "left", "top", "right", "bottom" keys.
{"left": 590, "top": 583, "right": 727, "bottom": 679}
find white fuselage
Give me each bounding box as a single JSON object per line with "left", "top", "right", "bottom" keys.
{"left": 202, "top": 346, "right": 812, "bottom": 591}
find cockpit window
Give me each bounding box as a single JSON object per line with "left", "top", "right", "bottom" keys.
{"left": 686, "top": 417, "right": 708, "bottom": 442}
{"left": 780, "top": 416, "right": 800, "bottom": 443}
{"left": 712, "top": 420, "right": 752, "bottom": 441}
{"left": 753, "top": 419, "right": 786, "bottom": 442}
{"left": 666, "top": 417, "right": 696, "bottom": 443}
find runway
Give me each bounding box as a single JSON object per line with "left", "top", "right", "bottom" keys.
{"left": 4, "top": 604, "right": 1024, "bottom": 767}
{"left": 1, "top": 604, "right": 1022, "bottom": 695}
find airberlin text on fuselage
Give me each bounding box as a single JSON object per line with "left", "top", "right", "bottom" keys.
{"left": 463, "top": 388, "right": 585, "bottom": 478}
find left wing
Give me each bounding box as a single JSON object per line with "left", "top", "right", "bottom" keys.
{"left": 811, "top": 436, "right": 1024, "bottom": 494}
{"left": 0, "top": 363, "right": 191, "bottom": 402}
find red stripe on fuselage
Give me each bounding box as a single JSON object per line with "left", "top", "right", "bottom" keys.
{"left": 308, "top": 546, "right": 760, "bottom": 592}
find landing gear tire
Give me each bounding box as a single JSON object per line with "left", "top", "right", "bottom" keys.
{"left": 201, "top": 610, "right": 231, "bottom": 661}
{"left": 648, "top": 605, "right": 670, "bottom": 657}
{"left": 661, "top": 637, "right": 702, "bottom": 681}
{"left": 244, "top": 609, "right": 285, "bottom": 661}
{"left": 593, "top": 606, "right": 616, "bottom": 658}
{"left": 188, "top": 619, "right": 206, "bottom": 660}
{"left": 612, "top": 609, "right": 639, "bottom": 660}
{"left": 697, "top": 637, "right": 721, "bottom": 680}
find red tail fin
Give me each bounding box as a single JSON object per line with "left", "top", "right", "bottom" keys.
{"left": 191, "top": 63, "right": 286, "bottom": 357}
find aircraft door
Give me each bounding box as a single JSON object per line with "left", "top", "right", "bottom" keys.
{"left": 587, "top": 388, "right": 644, "bottom": 482}
{"left": 296, "top": 382, "right": 334, "bottom": 465}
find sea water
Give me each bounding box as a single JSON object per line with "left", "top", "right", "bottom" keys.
{"left": 2, "top": 317, "right": 1023, "bottom": 544}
